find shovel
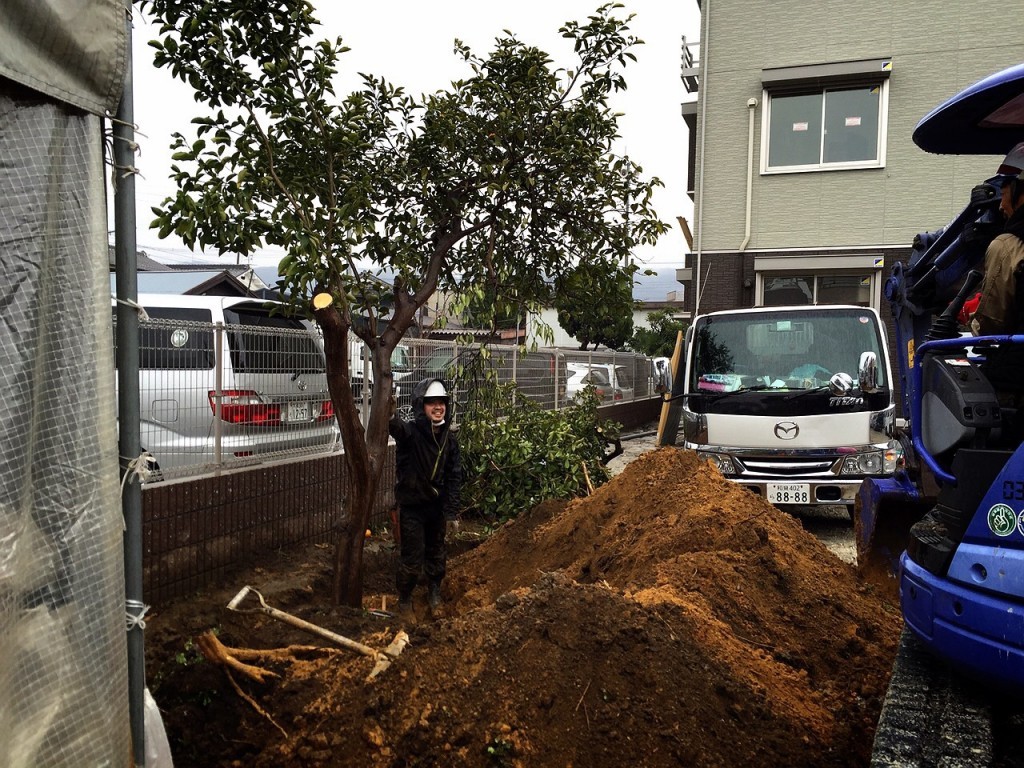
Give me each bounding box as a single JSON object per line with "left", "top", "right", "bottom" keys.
{"left": 227, "top": 585, "right": 409, "bottom": 681}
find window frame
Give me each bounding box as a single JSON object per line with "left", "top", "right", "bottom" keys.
{"left": 760, "top": 78, "right": 889, "bottom": 174}
{"left": 755, "top": 269, "right": 880, "bottom": 309}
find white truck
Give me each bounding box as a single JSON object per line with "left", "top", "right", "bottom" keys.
{"left": 349, "top": 341, "right": 411, "bottom": 399}
{"left": 666, "top": 305, "right": 899, "bottom": 509}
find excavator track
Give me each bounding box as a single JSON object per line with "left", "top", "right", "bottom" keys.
{"left": 871, "top": 630, "right": 1024, "bottom": 767}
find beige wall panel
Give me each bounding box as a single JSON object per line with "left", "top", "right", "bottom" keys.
{"left": 695, "top": 0, "right": 1022, "bottom": 254}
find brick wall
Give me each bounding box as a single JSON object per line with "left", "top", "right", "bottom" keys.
{"left": 143, "top": 449, "right": 396, "bottom": 604}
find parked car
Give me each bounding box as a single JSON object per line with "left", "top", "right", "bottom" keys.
{"left": 349, "top": 341, "right": 411, "bottom": 399}
{"left": 651, "top": 356, "right": 673, "bottom": 394}
{"left": 567, "top": 362, "right": 617, "bottom": 403}
{"left": 114, "top": 294, "right": 340, "bottom": 479}
{"left": 566, "top": 362, "right": 635, "bottom": 403}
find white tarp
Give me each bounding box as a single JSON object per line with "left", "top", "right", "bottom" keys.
{"left": 0, "top": 80, "right": 130, "bottom": 766}
{"left": 0, "top": 0, "right": 127, "bottom": 116}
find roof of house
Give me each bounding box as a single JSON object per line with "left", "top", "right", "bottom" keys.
{"left": 110, "top": 268, "right": 274, "bottom": 297}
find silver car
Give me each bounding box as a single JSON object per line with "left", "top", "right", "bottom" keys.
{"left": 116, "top": 294, "right": 340, "bottom": 479}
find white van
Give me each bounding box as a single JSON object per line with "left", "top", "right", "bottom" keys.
{"left": 115, "top": 294, "right": 340, "bottom": 479}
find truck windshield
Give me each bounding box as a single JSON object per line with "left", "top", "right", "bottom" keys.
{"left": 690, "top": 308, "right": 886, "bottom": 393}
{"left": 390, "top": 346, "right": 410, "bottom": 371}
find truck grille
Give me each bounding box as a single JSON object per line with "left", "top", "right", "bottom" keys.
{"left": 735, "top": 456, "right": 838, "bottom": 478}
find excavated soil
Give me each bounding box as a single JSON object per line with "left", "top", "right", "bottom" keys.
{"left": 145, "top": 447, "right": 902, "bottom": 767}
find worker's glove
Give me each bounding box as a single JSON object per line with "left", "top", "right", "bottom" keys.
{"left": 958, "top": 292, "right": 982, "bottom": 325}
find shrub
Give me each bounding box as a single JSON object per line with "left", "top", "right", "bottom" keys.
{"left": 459, "top": 385, "right": 620, "bottom": 522}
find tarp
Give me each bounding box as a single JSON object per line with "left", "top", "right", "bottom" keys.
{"left": 0, "top": 79, "right": 130, "bottom": 766}
{"left": 0, "top": 0, "right": 127, "bottom": 116}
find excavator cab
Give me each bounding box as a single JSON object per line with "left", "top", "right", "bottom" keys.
{"left": 858, "top": 62, "right": 1024, "bottom": 692}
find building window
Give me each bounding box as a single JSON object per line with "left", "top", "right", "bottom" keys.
{"left": 761, "top": 59, "right": 891, "bottom": 173}
{"left": 762, "top": 274, "right": 872, "bottom": 307}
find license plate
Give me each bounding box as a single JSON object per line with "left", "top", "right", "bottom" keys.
{"left": 285, "top": 401, "right": 310, "bottom": 423}
{"left": 767, "top": 483, "right": 811, "bottom": 505}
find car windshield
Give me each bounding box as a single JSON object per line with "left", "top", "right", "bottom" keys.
{"left": 690, "top": 308, "right": 885, "bottom": 393}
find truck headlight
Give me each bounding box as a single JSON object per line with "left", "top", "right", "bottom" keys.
{"left": 697, "top": 451, "right": 735, "bottom": 475}
{"left": 841, "top": 451, "right": 884, "bottom": 475}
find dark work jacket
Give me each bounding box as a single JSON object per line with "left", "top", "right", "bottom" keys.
{"left": 388, "top": 413, "right": 462, "bottom": 518}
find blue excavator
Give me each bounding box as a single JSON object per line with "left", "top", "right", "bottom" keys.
{"left": 857, "top": 62, "right": 1024, "bottom": 697}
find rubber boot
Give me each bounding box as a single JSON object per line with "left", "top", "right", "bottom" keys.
{"left": 427, "top": 583, "right": 442, "bottom": 619}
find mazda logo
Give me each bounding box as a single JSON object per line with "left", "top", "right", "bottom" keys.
{"left": 774, "top": 421, "right": 799, "bottom": 440}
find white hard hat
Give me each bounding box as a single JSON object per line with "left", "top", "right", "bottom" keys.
{"left": 424, "top": 381, "right": 447, "bottom": 399}
{"left": 997, "top": 141, "right": 1024, "bottom": 175}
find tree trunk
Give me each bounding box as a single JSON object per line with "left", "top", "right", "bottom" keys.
{"left": 331, "top": 487, "right": 373, "bottom": 606}
{"left": 315, "top": 301, "right": 398, "bottom": 607}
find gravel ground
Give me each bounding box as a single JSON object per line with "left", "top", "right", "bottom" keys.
{"left": 608, "top": 430, "right": 857, "bottom": 565}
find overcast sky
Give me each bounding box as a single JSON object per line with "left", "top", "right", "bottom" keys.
{"left": 127, "top": 1, "right": 700, "bottom": 285}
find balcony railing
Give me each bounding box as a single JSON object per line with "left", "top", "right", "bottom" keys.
{"left": 681, "top": 35, "right": 700, "bottom": 94}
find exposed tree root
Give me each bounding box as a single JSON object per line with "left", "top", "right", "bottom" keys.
{"left": 196, "top": 632, "right": 280, "bottom": 684}
{"left": 224, "top": 669, "right": 288, "bottom": 739}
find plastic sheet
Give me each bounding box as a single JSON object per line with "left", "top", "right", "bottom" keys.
{"left": 0, "top": 87, "right": 130, "bottom": 764}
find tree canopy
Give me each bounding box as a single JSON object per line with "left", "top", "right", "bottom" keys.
{"left": 629, "top": 308, "right": 688, "bottom": 357}
{"left": 554, "top": 261, "right": 637, "bottom": 350}
{"left": 142, "top": 0, "right": 668, "bottom": 605}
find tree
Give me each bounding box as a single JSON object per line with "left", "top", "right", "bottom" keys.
{"left": 554, "top": 261, "right": 637, "bottom": 350}
{"left": 629, "top": 308, "right": 688, "bottom": 357}
{"left": 142, "top": 0, "right": 667, "bottom": 606}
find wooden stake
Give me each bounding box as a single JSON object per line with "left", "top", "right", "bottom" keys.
{"left": 582, "top": 462, "right": 595, "bottom": 495}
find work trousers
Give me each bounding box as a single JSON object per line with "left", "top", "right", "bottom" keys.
{"left": 396, "top": 503, "right": 446, "bottom": 598}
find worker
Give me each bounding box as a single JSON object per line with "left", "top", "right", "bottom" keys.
{"left": 389, "top": 378, "right": 462, "bottom": 622}
{"left": 967, "top": 170, "right": 1024, "bottom": 394}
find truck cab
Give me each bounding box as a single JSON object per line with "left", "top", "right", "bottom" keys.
{"left": 677, "top": 304, "right": 899, "bottom": 508}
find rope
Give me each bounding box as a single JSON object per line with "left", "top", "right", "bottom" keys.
{"left": 119, "top": 453, "right": 156, "bottom": 530}
{"left": 125, "top": 599, "right": 149, "bottom": 632}
{"left": 113, "top": 297, "right": 150, "bottom": 321}
{"left": 103, "top": 118, "right": 145, "bottom": 190}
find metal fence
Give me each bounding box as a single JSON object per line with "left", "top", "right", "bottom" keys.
{"left": 391, "top": 339, "right": 664, "bottom": 416}
{"left": 121, "top": 315, "right": 663, "bottom": 483}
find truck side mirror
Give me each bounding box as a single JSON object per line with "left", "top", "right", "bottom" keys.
{"left": 858, "top": 351, "right": 880, "bottom": 394}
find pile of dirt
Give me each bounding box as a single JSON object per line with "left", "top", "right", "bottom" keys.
{"left": 145, "top": 447, "right": 902, "bottom": 767}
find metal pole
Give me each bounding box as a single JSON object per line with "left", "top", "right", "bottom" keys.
{"left": 113, "top": 8, "right": 146, "bottom": 764}
{"left": 214, "top": 323, "right": 224, "bottom": 468}
{"left": 694, "top": 0, "right": 711, "bottom": 316}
